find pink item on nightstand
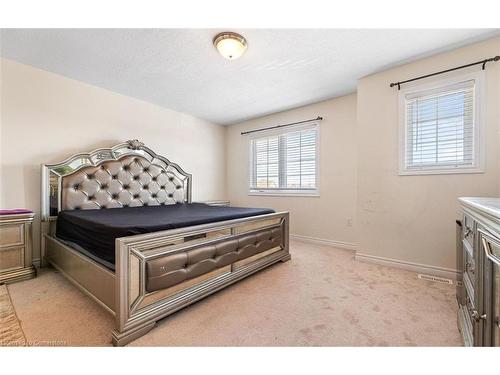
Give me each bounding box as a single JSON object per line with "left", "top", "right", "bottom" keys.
{"left": 0, "top": 209, "right": 34, "bottom": 216}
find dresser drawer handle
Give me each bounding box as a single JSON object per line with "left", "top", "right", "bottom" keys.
{"left": 465, "top": 261, "right": 475, "bottom": 274}
{"left": 471, "top": 310, "right": 487, "bottom": 322}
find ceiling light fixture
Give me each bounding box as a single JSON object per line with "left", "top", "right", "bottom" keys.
{"left": 213, "top": 32, "right": 247, "bottom": 60}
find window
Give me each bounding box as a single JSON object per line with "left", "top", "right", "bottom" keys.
{"left": 399, "top": 73, "right": 484, "bottom": 175}
{"left": 249, "top": 123, "right": 319, "bottom": 195}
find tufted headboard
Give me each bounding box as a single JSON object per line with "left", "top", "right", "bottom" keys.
{"left": 41, "top": 140, "right": 192, "bottom": 220}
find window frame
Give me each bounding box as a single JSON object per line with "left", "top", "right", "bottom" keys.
{"left": 398, "top": 71, "right": 485, "bottom": 176}
{"left": 247, "top": 121, "right": 320, "bottom": 197}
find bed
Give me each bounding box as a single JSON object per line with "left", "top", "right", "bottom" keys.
{"left": 40, "top": 139, "right": 290, "bottom": 346}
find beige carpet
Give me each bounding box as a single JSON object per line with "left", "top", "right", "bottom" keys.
{"left": 6, "top": 240, "right": 462, "bottom": 346}
{"left": 0, "top": 284, "right": 26, "bottom": 346}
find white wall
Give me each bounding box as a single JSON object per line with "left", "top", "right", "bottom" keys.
{"left": 2, "top": 36, "right": 499, "bottom": 273}
{"left": 226, "top": 94, "right": 358, "bottom": 247}
{"left": 226, "top": 36, "right": 500, "bottom": 275}
{"left": 356, "top": 36, "right": 500, "bottom": 271}
{"left": 0, "top": 58, "right": 227, "bottom": 261}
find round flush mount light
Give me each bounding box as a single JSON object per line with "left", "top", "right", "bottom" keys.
{"left": 213, "top": 32, "right": 247, "bottom": 60}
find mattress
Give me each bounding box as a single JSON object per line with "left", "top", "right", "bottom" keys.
{"left": 55, "top": 203, "right": 275, "bottom": 269}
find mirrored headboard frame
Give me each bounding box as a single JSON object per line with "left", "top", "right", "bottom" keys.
{"left": 41, "top": 140, "right": 192, "bottom": 221}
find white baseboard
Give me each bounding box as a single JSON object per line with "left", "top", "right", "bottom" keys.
{"left": 290, "top": 234, "right": 357, "bottom": 251}
{"left": 355, "top": 252, "right": 459, "bottom": 280}
{"left": 279, "top": 234, "right": 458, "bottom": 280}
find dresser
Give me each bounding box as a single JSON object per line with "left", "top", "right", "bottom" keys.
{"left": 0, "top": 210, "right": 36, "bottom": 284}
{"left": 458, "top": 197, "right": 500, "bottom": 346}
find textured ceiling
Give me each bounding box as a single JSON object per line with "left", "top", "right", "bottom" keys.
{"left": 1, "top": 29, "right": 499, "bottom": 125}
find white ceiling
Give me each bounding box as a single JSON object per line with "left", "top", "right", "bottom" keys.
{"left": 1, "top": 29, "right": 499, "bottom": 125}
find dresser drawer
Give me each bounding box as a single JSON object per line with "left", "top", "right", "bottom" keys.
{"left": 463, "top": 214, "right": 475, "bottom": 248}
{"left": 464, "top": 270, "right": 475, "bottom": 305}
{"left": 0, "top": 245, "right": 24, "bottom": 271}
{"left": 464, "top": 245, "right": 475, "bottom": 286}
{"left": 464, "top": 293, "right": 476, "bottom": 338}
{"left": 0, "top": 223, "right": 24, "bottom": 248}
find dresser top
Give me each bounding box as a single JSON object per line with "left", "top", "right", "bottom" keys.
{"left": 459, "top": 197, "right": 500, "bottom": 221}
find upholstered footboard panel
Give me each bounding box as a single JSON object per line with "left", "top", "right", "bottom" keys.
{"left": 146, "top": 227, "right": 282, "bottom": 292}
{"left": 113, "top": 211, "right": 289, "bottom": 346}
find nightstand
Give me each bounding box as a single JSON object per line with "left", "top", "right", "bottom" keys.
{"left": 0, "top": 209, "right": 36, "bottom": 284}
{"left": 197, "top": 200, "right": 230, "bottom": 207}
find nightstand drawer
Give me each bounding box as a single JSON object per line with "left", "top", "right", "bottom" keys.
{"left": 0, "top": 245, "right": 24, "bottom": 271}
{"left": 0, "top": 211, "right": 35, "bottom": 284}
{"left": 0, "top": 224, "right": 24, "bottom": 248}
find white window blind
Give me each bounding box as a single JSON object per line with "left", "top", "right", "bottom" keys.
{"left": 250, "top": 124, "right": 319, "bottom": 194}
{"left": 400, "top": 78, "right": 482, "bottom": 174}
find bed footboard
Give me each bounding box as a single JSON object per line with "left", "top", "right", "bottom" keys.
{"left": 112, "top": 211, "right": 290, "bottom": 346}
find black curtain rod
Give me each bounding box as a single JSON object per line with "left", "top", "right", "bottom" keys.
{"left": 390, "top": 55, "right": 500, "bottom": 90}
{"left": 241, "top": 116, "right": 323, "bottom": 136}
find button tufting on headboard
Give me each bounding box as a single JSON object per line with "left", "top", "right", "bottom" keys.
{"left": 61, "top": 155, "right": 186, "bottom": 210}
{"left": 41, "top": 140, "right": 192, "bottom": 219}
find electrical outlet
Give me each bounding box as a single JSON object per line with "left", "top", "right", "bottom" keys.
{"left": 347, "top": 218, "right": 353, "bottom": 227}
